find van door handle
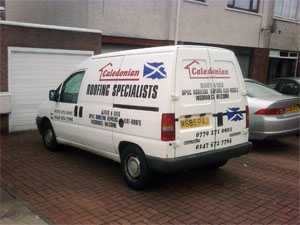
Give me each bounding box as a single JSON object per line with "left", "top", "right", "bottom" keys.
{"left": 74, "top": 106, "right": 78, "bottom": 117}
{"left": 79, "top": 106, "right": 83, "bottom": 118}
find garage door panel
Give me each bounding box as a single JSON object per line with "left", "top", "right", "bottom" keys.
{"left": 11, "top": 59, "right": 84, "bottom": 65}
{"left": 11, "top": 82, "right": 61, "bottom": 88}
{"left": 11, "top": 95, "right": 47, "bottom": 102}
{"left": 11, "top": 94, "right": 50, "bottom": 101}
{"left": 12, "top": 76, "right": 65, "bottom": 81}
{"left": 12, "top": 63, "right": 82, "bottom": 71}
{"left": 12, "top": 52, "right": 88, "bottom": 61}
{"left": 12, "top": 67, "right": 78, "bottom": 74}
{"left": 12, "top": 124, "right": 37, "bottom": 132}
{"left": 11, "top": 87, "right": 58, "bottom": 94}
{"left": 11, "top": 111, "right": 37, "bottom": 117}
{"left": 11, "top": 118, "right": 35, "bottom": 124}
{"left": 12, "top": 77, "right": 67, "bottom": 83}
{"left": 11, "top": 101, "right": 42, "bottom": 108}
{"left": 10, "top": 108, "right": 38, "bottom": 114}
{"left": 9, "top": 48, "right": 93, "bottom": 132}
{"left": 11, "top": 117, "right": 36, "bottom": 124}
{"left": 12, "top": 68, "right": 74, "bottom": 73}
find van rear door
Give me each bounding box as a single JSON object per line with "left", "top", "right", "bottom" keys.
{"left": 175, "top": 47, "right": 216, "bottom": 157}
{"left": 208, "top": 48, "right": 248, "bottom": 149}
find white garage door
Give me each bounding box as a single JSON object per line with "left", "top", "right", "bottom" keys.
{"left": 8, "top": 47, "right": 93, "bottom": 132}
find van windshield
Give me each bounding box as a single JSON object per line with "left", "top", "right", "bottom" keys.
{"left": 245, "top": 81, "right": 282, "bottom": 98}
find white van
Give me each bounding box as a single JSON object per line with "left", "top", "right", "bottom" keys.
{"left": 36, "top": 46, "right": 252, "bottom": 190}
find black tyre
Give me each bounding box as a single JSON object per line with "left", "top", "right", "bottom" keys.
{"left": 120, "top": 145, "right": 152, "bottom": 190}
{"left": 42, "top": 121, "right": 59, "bottom": 151}
{"left": 207, "top": 160, "right": 227, "bottom": 169}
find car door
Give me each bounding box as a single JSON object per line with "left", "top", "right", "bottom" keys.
{"left": 52, "top": 71, "right": 85, "bottom": 143}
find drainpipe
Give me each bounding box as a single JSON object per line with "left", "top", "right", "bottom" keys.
{"left": 174, "top": 0, "right": 181, "bottom": 45}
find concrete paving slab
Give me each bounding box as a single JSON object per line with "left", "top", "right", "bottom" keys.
{"left": 0, "top": 187, "right": 48, "bottom": 225}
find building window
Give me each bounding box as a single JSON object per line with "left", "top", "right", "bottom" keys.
{"left": 274, "top": 0, "right": 299, "bottom": 20}
{"left": 227, "top": 0, "right": 259, "bottom": 13}
{"left": 267, "top": 51, "right": 298, "bottom": 80}
{"left": 185, "top": 0, "right": 207, "bottom": 4}
{"left": 0, "top": 6, "right": 5, "bottom": 20}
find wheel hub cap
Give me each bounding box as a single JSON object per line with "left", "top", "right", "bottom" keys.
{"left": 45, "top": 129, "right": 53, "bottom": 145}
{"left": 127, "top": 156, "right": 141, "bottom": 179}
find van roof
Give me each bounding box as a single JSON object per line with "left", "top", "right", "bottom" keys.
{"left": 91, "top": 45, "right": 231, "bottom": 59}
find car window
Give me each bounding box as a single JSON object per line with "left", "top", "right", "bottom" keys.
{"left": 60, "top": 71, "right": 85, "bottom": 103}
{"left": 267, "top": 80, "right": 279, "bottom": 89}
{"left": 276, "top": 80, "right": 299, "bottom": 95}
{"left": 245, "top": 81, "right": 282, "bottom": 98}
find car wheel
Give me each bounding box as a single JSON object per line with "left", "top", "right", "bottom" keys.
{"left": 207, "top": 160, "right": 227, "bottom": 169}
{"left": 120, "top": 145, "right": 152, "bottom": 190}
{"left": 42, "top": 121, "right": 59, "bottom": 151}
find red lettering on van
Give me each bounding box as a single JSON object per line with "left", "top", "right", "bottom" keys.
{"left": 99, "top": 63, "right": 140, "bottom": 81}
{"left": 184, "top": 60, "right": 230, "bottom": 79}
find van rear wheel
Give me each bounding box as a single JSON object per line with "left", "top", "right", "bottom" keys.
{"left": 42, "top": 121, "right": 59, "bottom": 151}
{"left": 120, "top": 145, "right": 152, "bottom": 190}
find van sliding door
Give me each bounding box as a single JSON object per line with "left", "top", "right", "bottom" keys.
{"left": 77, "top": 57, "right": 123, "bottom": 154}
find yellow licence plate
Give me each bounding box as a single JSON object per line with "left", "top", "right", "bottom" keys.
{"left": 286, "top": 105, "right": 299, "bottom": 114}
{"left": 180, "top": 117, "right": 210, "bottom": 129}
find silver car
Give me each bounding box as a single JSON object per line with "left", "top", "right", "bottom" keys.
{"left": 267, "top": 77, "right": 300, "bottom": 96}
{"left": 244, "top": 79, "right": 300, "bottom": 140}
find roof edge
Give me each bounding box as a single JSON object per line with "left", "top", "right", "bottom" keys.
{"left": 91, "top": 45, "right": 230, "bottom": 59}
{"left": 0, "top": 20, "right": 102, "bottom": 34}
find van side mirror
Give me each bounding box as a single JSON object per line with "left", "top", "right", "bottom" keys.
{"left": 49, "top": 90, "right": 59, "bottom": 102}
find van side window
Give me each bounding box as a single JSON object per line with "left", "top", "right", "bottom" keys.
{"left": 60, "top": 71, "right": 85, "bottom": 103}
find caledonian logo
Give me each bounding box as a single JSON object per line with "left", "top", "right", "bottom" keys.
{"left": 184, "top": 60, "right": 230, "bottom": 79}
{"left": 99, "top": 63, "right": 140, "bottom": 81}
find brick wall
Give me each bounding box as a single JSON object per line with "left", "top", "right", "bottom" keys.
{"left": 249, "top": 48, "right": 269, "bottom": 83}
{"left": 102, "top": 36, "right": 173, "bottom": 47}
{"left": 0, "top": 23, "right": 102, "bottom": 133}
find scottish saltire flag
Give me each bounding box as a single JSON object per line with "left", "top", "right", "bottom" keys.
{"left": 226, "top": 107, "right": 244, "bottom": 122}
{"left": 143, "top": 62, "right": 167, "bottom": 79}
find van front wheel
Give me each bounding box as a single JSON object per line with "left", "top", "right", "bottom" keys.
{"left": 121, "top": 145, "right": 152, "bottom": 190}
{"left": 42, "top": 121, "right": 59, "bottom": 151}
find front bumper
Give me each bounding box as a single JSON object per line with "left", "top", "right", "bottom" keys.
{"left": 146, "top": 142, "right": 252, "bottom": 173}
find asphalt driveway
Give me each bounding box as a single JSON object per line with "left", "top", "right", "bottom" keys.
{"left": 0, "top": 131, "right": 299, "bottom": 224}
